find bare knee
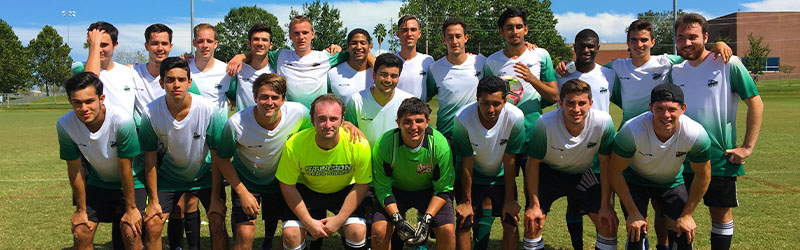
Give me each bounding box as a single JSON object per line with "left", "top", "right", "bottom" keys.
{"left": 282, "top": 227, "right": 304, "bottom": 248}
{"left": 370, "top": 221, "right": 392, "bottom": 250}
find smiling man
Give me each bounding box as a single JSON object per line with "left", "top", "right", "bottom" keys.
{"left": 329, "top": 29, "right": 375, "bottom": 103}
{"left": 190, "top": 23, "right": 233, "bottom": 110}
{"left": 394, "top": 15, "right": 435, "bottom": 100}
{"left": 557, "top": 29, "right": 615, "bottom": 112}
{"left": 229, "top": 23, "right": 277, "bottom": 112}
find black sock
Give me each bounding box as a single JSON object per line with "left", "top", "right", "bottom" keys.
{"left": 566, "top": 215, "right": 584, "bottom": 249}
{"left": 626, "top": 229, "right": 647, "bottom": 250}
{"left": 261, "top": 218, "right": 278, "bottom": 250}
{"left": 112, "top": 220, "right": 124, "bottom": 250}
{"left": 711, "top": 221, "right": 733, "bottom": 250}
{"left": 167, "top": 217, "right": 185, "bottom": 250}
{"left": 309, "top": 238, "right": 323, "bottom": 250}
{"left": 184, "top": 211, "right": 200, "bottom": 250}
{"left": 668, "top": 230, "right": 693, "bottom": 250}
{"left": 656, "top": 244, "right": 670, "bottom": 250}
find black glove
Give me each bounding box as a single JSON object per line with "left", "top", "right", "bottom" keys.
{"left": 391, "top": 212, "right": 416, "bottom": 241}
{"left": 408, "top": 213, "right": 433, "bottom": 245}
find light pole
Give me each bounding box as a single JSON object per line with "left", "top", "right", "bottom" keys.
{"left": 61, "top": 10, "right": 76, "bottom": 46}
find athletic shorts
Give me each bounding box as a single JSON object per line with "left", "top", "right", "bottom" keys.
{"left": 231, "top": 190, "right": 288, "bottom": 224}
{"left": 621, "top": 183, "right": 688, "bottom": 221}
{"left": 157, "top": 187, "right": 227, "bottom": 216}
{"left": 283, "top": 184, "right": 366, "bottom": 222}
{"left": 454, "top": 182, "right": 508, "bottom": 219}
{"left": 537, "top": 164, "right": 601, "bottom": 215}
{"left": 683, "top": 173, "right": 739, "bottom": 208}
{"left": 566, "top": 173, "right": 601, "bottom": 216}
{"left": 372, "top": 187, "right": 455, "bottom": 227}
{"left": 85, "top": 184, "right": 147, "bottom": 223}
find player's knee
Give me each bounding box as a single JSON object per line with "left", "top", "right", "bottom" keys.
{"left": 72, "top": 224, "right": 94, "bottom": 241}
{"left": 145, "top": 219, "right": 164, "bottom": 238}
{"left": 503, "top": 222, "right": 519, "bottom": 233}
{"left": 282, "top": 238, "right": 305, "bottom": 250}
{"left": 281, "top": 227, "right": 303, "bottom": 246}
{"left": 344, "top": 223, "right": 367, "bottom": 242}
{"left": 434, "top": 224, "right": 456, "bottom": 241}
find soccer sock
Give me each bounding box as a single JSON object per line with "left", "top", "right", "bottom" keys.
{"left": 261, "top": 217, "right": 279, "bottom": 250}
{"left": 668, "top": 230, "right": 693, "bottom": 250}
{"left": 183, "top": 211, "right": 200, "bottom": 250}
{"left": 167, "top": 218, "right": 185, "bottom": 250}
{"left": 523, "top": 236, "right": 544, "bottom": 250}
{"left": 344, "top": 238, "right": 368, "bottom": 250}
{"left": 625, "top": 229, "right": 647, "bottom": 250}
{"left": 474, "top": 209, "right": 494, "bottom": 250}
{"left": 710, "top": 221, "right": 734, "bottom": 250}
{"left": 566, "top": 215, "right": 584, "bottom": 249}
{"left": 283, "top": 240, "right": 305, "bottom": 250}
{"left": 656, "top": 244, "right": 671, "bottom": 250}
{"left": 595, "top": 234, "right": 617, "bottom": 250}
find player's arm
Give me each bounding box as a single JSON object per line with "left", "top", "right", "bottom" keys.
{"left": 710, "top": 41, "right": 732, "bottom": 63}
{"left": 729, "top": 95, "right": 763, "bottom": 163}
{"left": 214, "top": 121, "right": 259, "bottom": 216}
{"left": 522, "top": 118, "right": 546, "bottom": 232}
{"left": 118, "top": 156, "right": 142, "bottom": 235}
{"left": 427, "top": 141, "right": 455, "bottom": 217}
{"left": 457, "top": 156, "right": 475, "bottom": 224}
{"left": 83, "top": 29, "right": 108, "bottom": 75}
{"left": 137, "top": 114, "right": 162, "bottom": 222}
{"left": 596, "top": 120, "right": 620, "bottom": 234}
{"left": 276, "top": 141, "right": 329, "bottom": 238}
{"left": 514, "top": 58, "right": 559, "bottom": 103}
{"left": 425, "top": 67, "right": 438, "bottom": 102}
{"left": 66, "top": 159, "right": 90, "bottom": 230}
{"left": 206, "top": 109, "right": 228, "bottom": 218}
{"left": 501, "top": 153, "right": 520, "bottom": 223}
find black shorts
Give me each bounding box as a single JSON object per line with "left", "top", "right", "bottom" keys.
{"left": 157, "top": 187, "right": 227, "bottom": 216}
{"left": 683, "top": 173, "right": 739, "bottom": 208}
{"left": 372, "top": 188, "right": 455, "bottom": 227}
{"left": 537, "top": 164, "right": 601, "bottom": 215}
{"left": 454, "top": 182, "right": 508, "bottom": 219}
{"left": 284, "top": 184, "right": 366, "bottom": 222}
{"left": 231, "top": 190, "right": 288, "bottom": 224}
{"left": 566, "top": 173, "right": 601, "bottom": 216}
{"left": 85, "top": 184, "right": 147, "bottom": 223}
{"left": 621, "top": 183, "right": 688, "bottom": 221}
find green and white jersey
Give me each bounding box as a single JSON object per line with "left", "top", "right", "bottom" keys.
{"left": 273, "top": 49, "right": 348, "bottom": 109}
{"left": 484, "top": 48, "right": 558, "bottom": 142}
{"left": 58, "top": 106, "right": 144, "bottom": 190}
{"left": 216, "top": 103, "right": 311, "bottom": 194}
{"left": 232, "top": 62, "right": 273, "bottom": 112}
{"left": 426, "top": 54, "right": 486, "bottom": 137}
{"left": 452, "top": 102, "right": 525, "bottom": 184}
{"left": 190, "top": 58, "right": 232, "bottom": 110}
{"left": 372, "top": 127, "right": 455, "bottom": 207}
{"left": 609, "top": 55, "right": 684, "bottom": 126}
{"left": 71, "top": 61, "right": 138, "bottom": 117}
{"left": 344, "top": 88, "right": 415, "bottom": 147}
{"left": 528, "top": 108, "right": 615, "bottom": 174}
{"left": 328, "top": 63, "right": 374, "bottom": 103}
{"left": 671, "top": 55, "right": 759, "bottom": 177}
{"left": 139, "top": 94, "right": 227, "bottom": 191}
{"left": 395, "top": 52, "right": 435, "bottom": 100}
{"left": 614, "top": 112, "right": 711, "bottom": 188}
{"left": 557, "top": 64, "right": 616, "bottom": 112}
{"left": 132, "top": 63, "right": 164, "bottom": 115}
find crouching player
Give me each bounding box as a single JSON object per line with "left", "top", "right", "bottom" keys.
{"left": 371, "top": 98, "right": 456, "bottom": 250}
{"left": 609, "top": 83, "right": 711, "bottom": 250}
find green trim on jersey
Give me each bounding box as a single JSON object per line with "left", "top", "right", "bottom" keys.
{"left": 687, "top": 130, "right": 712, "bottom": 163}
{"left": 539, "top": 53, "right": 558, "bottom": 83}
{"left": 57, "top": 124, "right": 81, "bottom": 161}
{"left": 372, "top": 128, "right": 455, "bottom": 207}
{"left": 452, "top": 114, "right": 523, "bottom": 185}
{"left": 226, "top": 76, "right": 238, "bottom": 107}
{"left": 527, "top": 118, "right": 548, "bottom": 160}
{"left": 268, "top": 50, "right": 280, "bottom": 73}
{"left": 328, "top": 51, "right": 350, "bottom": 67}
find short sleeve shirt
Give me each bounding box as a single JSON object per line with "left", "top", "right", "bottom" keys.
{"left": 557, "top": 64, "right": 616, "bottom": 112}
{"left": 232, "top": 63, "right": 273, "bottom": 112}
{"left": 328, "top": 63, "right": 374, "bottom": 103}
{"left": 274, "top": 49, "right": 348, "bottom": 109}
{"left": 190, "top": 58, "right": 232, "bottom": 110}
{"left": 426, "top": 54, "right": 486, "bottom": 137}
{"left": 527, "top": 108, "right": 615, "bottom": 174}
{"left": 394, "top": 52, "right": 435, "bottom": 100}
{"left": 344, "top": 88, "right": 415, "bottom": 147}
{"left": 71, "top": 61, "right": 138, "bottom": 117}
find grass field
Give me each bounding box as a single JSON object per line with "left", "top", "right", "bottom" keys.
{"left": 0, "top": 84, "right": 798, "bottom": 249}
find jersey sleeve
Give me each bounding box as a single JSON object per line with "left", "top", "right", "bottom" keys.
{"left": 603, "top": 61, "right": 613, "bottom": 68}
{"left": 483, "top": 62, "right": 495, "bottom": 77}
{"left": 276, "top": 138, "right": 300, "bottom": 185}
{"left": 328, "top": 51, "right": 349, "bottom": 67}
{"left": 612, "top": 126, "right": 636, "bottom": 158}
{"left": 299, "top": 111, "right": 313, "bottom": 131}
{"left": 432, "top": 138, "right": 455, "bottom": 194}
{"left": 610, "top": 75, "right": 622, "bottom": 108}
{"left": 344, "top": 98, "right": 359, "bottom": 127}
{"left": 598, "top": 119, "right": 616, "bottom": 156}
{"left": 115, "top": 117, "right": 141, "bottom": 159}
{"left": 506, "top": 115, "right": 526, "bottom": 154}
{"left": 371, "top": 136, "right": 394, "bottom": 207}
{"left": 352, "top": 140, "right": 373, "bottom": 185}
{"left": 687, "top": 128, "right": 712, "bottom": 163}
{"left": 526, "top": 118, "right": 548, "bottom": 159}
{"left": 138, "top": 113, "right": 159, "bottom": 152}
{"left": 226, "top": 76, "right": 238, "bottom": 105}
{"left": 216, "top": 119, "right": 238, "bottom": 159}
{"left": 205, "top": 108, "right": 228, "bottom": 150}
{"left": 729, "top": 57, "right": 760, "bottom": 99}
{"left": 451, "top": 118, "right": 473, "bottom": 158}
{"left": 666, "top": 54, "right": 685, "bottom": 65}
{"left": 268, "top": 50, "right": 280, "bottom": 72}
{"left": 425, "top": 67, "right": 438, "bottom": 100}
{"left": 539, "top": 51, "right": 558, "bottom": 82}
{"left": 57, "top": 122, "right": 81, "bottom": 161}
{"left": 188, "top": 79, "right": 202, "bottom": 95}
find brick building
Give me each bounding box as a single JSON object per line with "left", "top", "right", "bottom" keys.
{"left": 708, "top": 11, "right": 800, "bottom": 72}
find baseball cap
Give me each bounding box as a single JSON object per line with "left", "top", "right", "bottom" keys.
{"left": 650, "top": 83, "right": 684, "bottom": 104}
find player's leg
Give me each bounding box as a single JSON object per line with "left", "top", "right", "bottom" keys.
{"left": 72, "top": 220, "right": 99, "bottom": 250}
{"left": 194, "top": 188, "right": 229, "bottom": 250}
{"left": 182, "top": 194, "right": 201, "bottom": 250}
{"left": 371, "top": 206, "right": 396, "bottom": 250}
{"left": 74, "top": 185, "right": 108, "bottom": 249}
{"left": 231, "top": 191, "right": 262, "bottom": 250}
{"left": 524, "top": 164, "right": 573, "bottom": 250}
{"left": 280, "top": 220, "right": 308, "bottom": 250}
{"left": 652, "top": 200, "right": 670, "bottom": 250}
{"left": 565, "top": 194, "right": 585, "bottom": 250}
{"left": 261, "top": 192, "right": 288, "bottom": 250}
{"left": 580, "top": 171, "right": 617, "bottom": 250}
{"left": 705, "top": 176, "right": 738, "bottom": 250}
{"left": 474, "top": 197, "right": 494, "bottom": 249}
{"left": 428, "top": 194, "right": 456, "bottom": 250}
{"left": 145, "top": 191, "right": 179, "bottom": 249}
{"left": 341, "top": 218, "right": 368, "bottom": 249}
{"left": 120, "top": 188, "right": 148, "bottom": 250}
{"left": 487, "top": 183, "right": 518, "bottom": 250}
{"left": 653, "top": 184, "right": 691, "bottom": 250}
{"left": 621, "top": 183, "right": 652, "bottom": 250}
{"left": 167, "top": 194, "right": 185, "bottom": 250}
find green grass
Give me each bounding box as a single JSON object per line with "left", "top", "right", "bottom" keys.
{"left": 0, "top": 88, "right": 798, "bottom": 249}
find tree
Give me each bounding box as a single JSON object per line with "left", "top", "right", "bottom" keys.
{"left": 28, "top": 25, "right": 72, "bottom": 96}
{"left": 113, "top": 49, "right": 147, "bottom": 65}
{"left": 215, "top": 6, "right": 286, "bottom": 61}
{"left": 743, "top": 33, "right": 771, "bottom": 75}
{"left": 0, "top": 18, "right": 33, "bottom": 93}
{"left": 289, "top": 0, "right": 347, "bottom": 51}
{"left": 637, "top": 9, "right": 688, "bottom": 55}
{"left": 388, "top": 23, "right": 399, "bottom": 53}
{"left": 373, "top": 23, "right": 387, "bottom": 53}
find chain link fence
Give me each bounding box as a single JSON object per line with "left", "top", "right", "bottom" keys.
{"left": 0, "top": 92, "right": 71, "bottom": 110}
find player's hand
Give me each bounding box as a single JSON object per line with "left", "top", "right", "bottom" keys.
{"left": 320, "top": 215, "right": 346, "bottom": 235}
{"left": 711, "top": 41, "right": 733, "bottom": 63}
{"left": 555, "top": 60, "right": 568, "bottom": 77}
{"left": 725, "top": 147, "right": 752, "bottom": 164}
{"left": 342, "top": 121, "right": 365, "bottom": 142}
{"left": 626, "top": 212, "right": 648, "bottom": 242}
{"left": 226, "top": 54, "right": 247, "bottom": 76}
{"left": 455, "top": 202, "right": 474, "bottom": 227}
{"left": 179, "top": 53, "right": 194, "bottom": 62}
{"left": 143, "top": 202, "right": 164, "bottom": 224}
{"left": 502, "top": 199, "right": 521, "bottom": 225}
{"left": 524, "top": 207, "right": 545, "bottom": 235}
{"left": 674, "top": 215, "right": 696, "bottom": 243}
{"left": 408, "top": 213, "right": 433, "bottom": 245}
{"left": 71, "top": 209, "right": 92, "bottom": 232}
{"left": 391, "top": 213, "right": 416, "bottom": 241}
{"left": 525, "top": 42, "right": 538, "bottom": 50}
{"left": 303, "top": 219, "right": 330, "bottom": 239}
{"left": 120, "top": 207, "right": 143, "bottom": 236}
{"left": 326, "top": 44, "right": 343, "bottom": 55}
{"left": 514, "top": 61, "right": 538, "bottom": 84}
{"left": 86, "top": 29, "right": 106, "bottom": 48}
{"left": 597, "top": 204, "right": 618, "bottom": 234}
{"left": 208, "top": 198, "right": 226, "bottom": 219}
{"left": 239, "top": 191, "right": 260, "bottom": 217}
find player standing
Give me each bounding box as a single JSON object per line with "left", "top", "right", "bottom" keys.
{"left": 329, "top": 28, "right": 375, "bottom": 103}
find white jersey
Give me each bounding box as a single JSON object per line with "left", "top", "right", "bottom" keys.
{"left": 217, "top": 103, "right": 310, "bottom": 193}
{"left": 344, "top": 88, "right": 415, "bottom": 147}
{"left": 394, "top": 52, "right": 434, "bottom": 99}
{"left": 190, "top": 58, "right": 232, "bottom": 110}
{"left": 425, "top": 54, "right": 486, "bottom": 137}
{"left": 328, "top": 62, "right": 374, "bottom": 103}
{"left": 614, "top": 112, "right": 711, "bottom": 188}
{"left": 71, "top": 61, "right": 138, "bottom": 117}
{"left": 234, "top": 63, "right": 273, "bottom": 112}
{"left": 452, "top": 102, "right": 525, "bottom": 183}
{"left": 484, "top": 48, "right": 557, "bottom": 109}
{"left": 610, "top": 55, "right": 683, "bottom": 124}
{"left": 132, "top": 63, "right": 164, "bottom": 115}
{"left": 528, "top": 108, "right": 615, "bottom": 174}
{"left": 274, "top": 49, "right": 347, "bottom": 108}
{"left": 557, "top": 64, "right": 615, "bottom": 112}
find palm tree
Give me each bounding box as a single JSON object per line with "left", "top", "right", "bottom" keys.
{"left": 373, "top": 23, "right": 387, "bottom": 54}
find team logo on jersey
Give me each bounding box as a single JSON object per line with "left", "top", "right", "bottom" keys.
{"left": 599, "top": 87, "right": 608, "bottom": 94}
{"left": 587, "top": 142, "right": 597, "bottom": 148}
{"left": 527, "top": 64, "right": 534, "bottom": 68}
{"left": 193, "top": 132, "right": 202, "bottom": 140}
{"left": 707, "top": 80, "right": 719, "bottom": 87}
{"left": 417, "top": 163, "right": 433, "bottom": 174}
{"left": 78, "top": 143, "right": 89, "bottom": 147}
{"left": 652, "top": 73, "right": 663, "bottom": 80}
{"left": 215, "top": 84, "right": 223, "bottom": 89}
{"left": 499, "top": 139, "right": 508, "bottom": 145}
{"left": 312, "top": 63, "right": 321, "bottom": 67}
{"left": 110, "top": 140, "right": 117, "bottom": 148}
{"left": 474, "top": 71, "right": 481, "bottom": 77}
{"left": 472, "top": 143, "right": 479, "bottom": 147}
{"left": 550, "top": 145, "right": 565, "bottom": 151}
{"left": 246, "top": 144, "right": 263, "bottom": 148}
{"left": 619, "top": 76, "right": 631, "bottom": 80}
{"left": 637, "top": 151, "right": 653, "bottom": 157}
{"left": 444, "top": 77, "right": 454, "bottom": 81}
{"left": 124, "top": 86, "right": 131, "bottom": 91}
{"left": 675, "top": 151, "right": 687, "bottom": 157}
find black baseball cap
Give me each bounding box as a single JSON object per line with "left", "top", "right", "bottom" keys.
{"left": 650, "top": 83, "right": 684, "bottom": 105}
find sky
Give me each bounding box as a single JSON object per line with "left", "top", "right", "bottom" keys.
{"left": 3, "top": 0, "right": 799, "bottom": 61}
